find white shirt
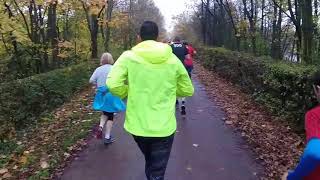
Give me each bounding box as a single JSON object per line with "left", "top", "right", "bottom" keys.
{"left": 89, "top": 64, "right": 112, "bottom": 87}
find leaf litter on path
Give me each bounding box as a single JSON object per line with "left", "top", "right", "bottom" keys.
{"left": 194, "top": 62, "right": 303, "bottom": 179}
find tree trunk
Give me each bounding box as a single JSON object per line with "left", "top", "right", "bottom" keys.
{"left": 205, "top": 0, "right": 211, "bottom": 45}
{"left": 271, "top": 5, "right": 278, "bottom": 58}
{"left": 271, "top": 1, "right": 283, "bottom": 59}
{"left": 104, "top": 0, "right": 114, "bottom": 51}
{"left": 295, "top": 0, "right": 302, "bottom": 62}
{"left": 90, "top": 14, "right": 99, "bottom": 59}
{"left": 261, "top": 0, "right": 265, "bottom": 34}
{"left": 276, "top": 2, "right": 283, "bottom": 59}
{"left": 242, "top": 0, "right": 256, "bottom": 54}
{"left": 82, "top": 2, "right": 103, "bottom": 59}
{"left": 301, "top": 0, "right": 313, "bottom": 64}
{"left": 201, "top": 0, "right": 207, "bottom": 44}
{"left": 29, "top": 1, "right": 35, "bottom": 42}
{"left": 63, "top": 8, "right": 70, "bottom": 41}
{"left": 47, "top": 1, "right": 59, "bottom": 68}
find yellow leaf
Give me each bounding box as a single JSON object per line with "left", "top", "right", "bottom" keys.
{"left": 19, "top": 155, "right": 28, "bottom": 165}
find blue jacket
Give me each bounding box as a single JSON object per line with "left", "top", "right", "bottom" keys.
{"left": 288, "top": 138, "right": 320, "bottom": 180}
{"left": 93, "top": 86, "right": 126, "bottom": 113}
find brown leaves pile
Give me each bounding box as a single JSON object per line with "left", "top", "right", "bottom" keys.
{"left": 194, "top": 62, "right": 303, "bottom": 179}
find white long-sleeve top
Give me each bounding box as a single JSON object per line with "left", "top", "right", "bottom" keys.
{"left": 89, "top": 64, "right": 112, "bottom": 87}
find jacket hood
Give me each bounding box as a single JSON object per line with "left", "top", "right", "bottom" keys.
{"left": 131, "top": 40, "right": 172, "bottom": 64}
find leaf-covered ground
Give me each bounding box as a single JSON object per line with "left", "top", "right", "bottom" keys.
{"left": 194, "top": 62, "right": 304, "bottom": 179}
{"left": 0, "top": 86, "right": 99, "bottom": 180}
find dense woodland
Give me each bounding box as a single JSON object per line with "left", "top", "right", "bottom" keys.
{"left": 173, "top": 0, "right": 320, "bottom": 64}
{"left": 0, "top": 0, "right": 165, "bottom": 82}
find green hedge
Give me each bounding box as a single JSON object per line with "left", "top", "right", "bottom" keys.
{"left": 0, "top": 62, "right": 96, "bottom": 140}
{"left": 197, "top": 47, "right": 318, "bottom": 129}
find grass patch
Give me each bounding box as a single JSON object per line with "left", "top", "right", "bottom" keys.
{"left": 28, "top": 169, "right": 50, "bottom": 180}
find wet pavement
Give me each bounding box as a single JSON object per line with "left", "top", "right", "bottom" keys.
{"left": 60, "top": 79, "right": 263, "bottom": 180}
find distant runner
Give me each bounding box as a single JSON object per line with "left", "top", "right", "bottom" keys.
{"left": 171, "top": 37, "right": 189, "bottom": 115}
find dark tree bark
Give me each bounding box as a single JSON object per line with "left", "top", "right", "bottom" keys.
{"left": 220, "top": 0, "right": 241, "bottom": 51}
{"left": 4, "top": 2, "right": 18, "bottom": 54}
{"left": 301, "top": 0, "right": 313, "bottom": 64}
{"left": 271, "top": 0, "right": 283, "bottom": 59}
{"left": 47, "top": 0, "right": 59, "bottom": 67}
{"left": 82, "top": 2, "right": 105, "bottom": 59}
{"left": 242, "top": 0, "right": 257, "bottom": 54}
{"left": 201, "top": 0, "right": 206, "bottom": 44}
{"left": 63, "top": 7, "right": 71, "bottom": 41}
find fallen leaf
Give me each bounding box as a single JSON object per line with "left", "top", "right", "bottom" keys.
{"left": 23, "top": 151, "right": 30, "bottom": 155}
{"left": 12, "top": 165, "right": 18, "bottom": 170}
{"left": 16, "top": 141, "right": 22, "bottom": 145}
{"left": 40, "top": 161, "right": 49, "bottom": 169}
{"left": 19, "top": 156, "right": 28, "bottom": 165}
{"left": 0, "top": 169, "right": 8, "bottom": 175}
{"left": 2, "top": 173, "right": 11, "bottom": 178}
{"left": 225, "top": 121, "right": 233, "bottom": 125}
{"left": 230, "top": 115, "right": 237, "bottom": 119}
{"left": 192, "top": 144, "right": 199, "bottom": 147}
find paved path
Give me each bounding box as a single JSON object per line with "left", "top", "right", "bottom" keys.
{"left": 60, "top": 79, "right": 263, "bottom": 180}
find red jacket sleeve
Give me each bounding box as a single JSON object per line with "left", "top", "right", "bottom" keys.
{"left": 305, "top": 111, "right": 320, "bottom": 142}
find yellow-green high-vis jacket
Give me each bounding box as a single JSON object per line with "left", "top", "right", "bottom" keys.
{"left": 107, "top": 40, "right": 194, "bottom": 137}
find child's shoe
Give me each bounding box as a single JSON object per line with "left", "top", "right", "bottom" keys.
{"left": 104, "top": 136, "right": 115, "bottom": 145}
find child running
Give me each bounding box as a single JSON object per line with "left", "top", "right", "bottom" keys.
{"left": 89, "top": 53, "right": 126, "bottom": 145}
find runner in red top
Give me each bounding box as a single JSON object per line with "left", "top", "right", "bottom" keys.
{"left": 283, "top": 72, "right": 320, "bottom": 180}
{"left": 183, "top": 42, "right": 196, "bottom": 77}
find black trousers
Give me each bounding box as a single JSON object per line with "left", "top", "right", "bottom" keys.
{"left": 133, "top": 134, "right": 175, "bottom": 180}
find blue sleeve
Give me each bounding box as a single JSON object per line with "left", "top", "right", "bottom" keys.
{"left": 288, "top": 138, "right": 320, "bottom": 180}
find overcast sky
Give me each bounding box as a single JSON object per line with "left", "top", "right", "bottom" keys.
{"left": 153, "top": 0, "right": 190, "bottom": 32}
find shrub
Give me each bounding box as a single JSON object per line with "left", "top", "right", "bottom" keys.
{"left": 197, "top": 47, "right": 318, "bottom": 129}
{"left": 0, "top": 62, "right": 96, "bottom": 140}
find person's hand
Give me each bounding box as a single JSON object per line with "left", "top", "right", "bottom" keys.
{"left": 281, "top": 171, "right": 288, "bottom": 180}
